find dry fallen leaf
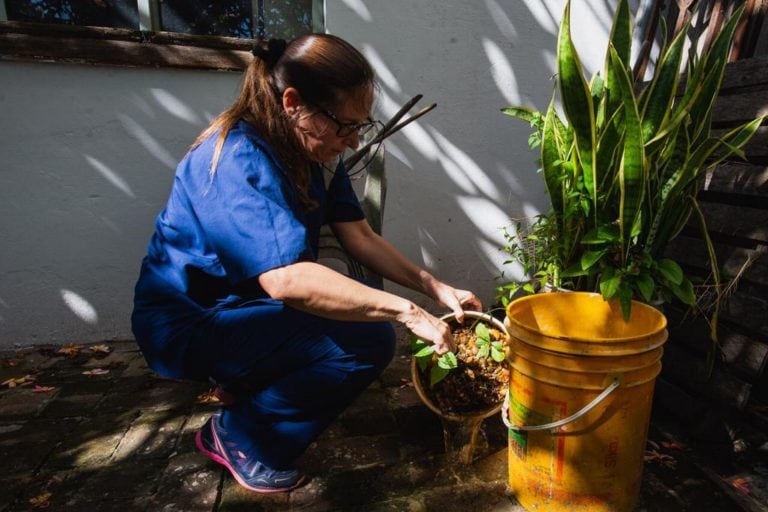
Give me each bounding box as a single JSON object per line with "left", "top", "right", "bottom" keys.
{"left": 196, "top": 390, "right": 221, "bottom": 404}
{"left": 28, "top": 492, "right": 52, "bottom": 508}
{"left": 32, "top": 385, "right": 57, "bottom": 393}
{"left": 82, "top": 368, "right": 110, "bottom": 376}
{"left": 88, "top": 344, "right": 111, "bottom": 354}
{"left": 660, "top": 441, "right": 685, "bottom": 451}
{"left": 57, "top": 344, "right": 81, "bottom": 358}
{"left": 399, "top": 378, "right": 414, "bottom": 389}
{"left": 731, "top": 477, "right": 751, "bottom": 494}
{"left": 644, "top": 449, "right": 677, "bottom": 469}
{"left": 2, "top": 374, "right": 36, "bottom": 388}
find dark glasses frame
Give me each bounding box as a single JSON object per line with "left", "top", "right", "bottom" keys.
{"left": 310, "top": 103, "right": 381, "bottom": 138}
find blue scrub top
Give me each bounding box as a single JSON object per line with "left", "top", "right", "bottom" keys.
{"left": 132, "top": 120, "right": 364, "bottom": 376}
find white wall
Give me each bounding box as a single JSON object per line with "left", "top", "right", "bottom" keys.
{"left": 0, "top": 63, "right": 239, "bottom": 346}
{"left": 0, "top": 0, "right": 630, "bottom": 347}
{"left": 326, "top": 0, "right": 633, "bottom": 308}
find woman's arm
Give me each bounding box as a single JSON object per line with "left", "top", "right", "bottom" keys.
{"left": 257, "top": 261, "right": 455, "bottom": 353}
{"left": 330, "top": 219, "right": 482, "bottom": 318}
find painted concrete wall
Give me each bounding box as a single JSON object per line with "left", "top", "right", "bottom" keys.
{"left": 0, "top": 0, "right": 633, "bottom": 347}
{"left": 325, "top": 0, "right": 641, "bottom": 306}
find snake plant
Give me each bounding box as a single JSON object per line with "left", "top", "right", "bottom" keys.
{"left": 499, "top": 0, "right": 765, "bottom": 322}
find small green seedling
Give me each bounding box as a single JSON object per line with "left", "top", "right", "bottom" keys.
{"left": 410, "top": 337, "right": 457, "bottom": 387}
{"left": 411, "top": 319, "right": 506, "bottom": 387}
{"left": 473, "top": 323, "right": 506, "bottom": 362}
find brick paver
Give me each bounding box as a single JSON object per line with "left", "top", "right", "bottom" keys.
{"left": 0, "top": 333, "right": 748, "bottom": 511}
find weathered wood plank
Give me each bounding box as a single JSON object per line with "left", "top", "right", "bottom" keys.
{"left": 0, "top": 20, "right": 253, "bottom": 50}
{"left": 719, "top": 283, "right": 768, "bottom": 337}
{"left": 661, "top": 343, "right": 753, "bottom": 410}
{"left": 704, "top": 162, "right": 768, "bottom": 196}
{"left": 0, "top": 32, "right": 250, "bottom": 70}
{"left": 712, "top": 90, "right": 768, "bottom": 124}
{"left": 654, "top": 377, "right": 709, "bottom": 423}
{"left": 698, "top": 202, "right": 768, "bottom": 243}
{"left": 740, "top": 126, "right": 768, "bottom": 161}
{"left": 666, "top": 235, "right": 768, "bottom": 286}
{"left": 665, "top": 307, "right": 768, "bottom": 380}
{"left": 719, "top": 55, "right": 768, "bottom": 90}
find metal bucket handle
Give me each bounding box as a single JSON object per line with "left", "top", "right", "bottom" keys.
{"left": 501, "top": 378, "right": 620, "bottom": 433}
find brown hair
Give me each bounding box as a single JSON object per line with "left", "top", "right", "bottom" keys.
{"left": 193, "top": 34, "right": 375, "bottom": 208}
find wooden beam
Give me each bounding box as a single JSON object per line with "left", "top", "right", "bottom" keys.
{"left": 731, "top": 0, "right": 768, "bottom": 60}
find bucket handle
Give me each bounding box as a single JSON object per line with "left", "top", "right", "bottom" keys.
{"left": 501, "top": 378, "right": 621, "bottom": 433}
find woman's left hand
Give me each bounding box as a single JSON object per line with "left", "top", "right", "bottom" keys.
{"left": 429, "top": 281, "right": 482, "bottom": 323}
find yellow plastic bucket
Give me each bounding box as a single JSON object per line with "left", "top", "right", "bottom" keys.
{"left": 504, "top": 292, "right": 668, "bottom": 512}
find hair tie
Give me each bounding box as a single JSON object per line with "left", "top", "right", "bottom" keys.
{"left": 252, "top": 38, "right": 287, "bottom": 68}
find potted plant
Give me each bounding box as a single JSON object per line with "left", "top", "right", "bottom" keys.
{"left": 410, "top": 311, "right": 511, "bottom": 463}
{"left": 497, "top": 0, "right": 765, "bottom": 327}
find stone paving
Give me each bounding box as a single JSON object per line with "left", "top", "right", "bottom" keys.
{"left": 0, "top": 329, "right": 750, "bottom": 512}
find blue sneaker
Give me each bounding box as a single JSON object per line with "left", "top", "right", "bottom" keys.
{"left": 195, "top": 413, "right": 306, "bottom": 493}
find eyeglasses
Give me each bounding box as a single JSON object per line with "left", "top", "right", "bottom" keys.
{"left": 311, "top": 104, "right": 380, "bottom": 138}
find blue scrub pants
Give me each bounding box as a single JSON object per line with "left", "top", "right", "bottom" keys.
{"left": 182, "top": 298, "right": 396, "bottom": 469}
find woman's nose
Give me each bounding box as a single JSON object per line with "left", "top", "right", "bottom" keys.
{"left": 343, "top": 132, "right": 360, "bottom": 149}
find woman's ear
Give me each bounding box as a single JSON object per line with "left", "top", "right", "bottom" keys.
{"left": 282, "top": 87, "right": 303, "bottom": 116}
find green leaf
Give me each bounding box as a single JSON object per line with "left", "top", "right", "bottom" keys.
{"left": 670, "top": 276, "right": 696, "bottom": 305}
{"left": 618, "top": 285, "right": 633, "bottom": 321}
{"left": 409, "top": 336, "right": 427, "bottom": 353}
{"left": 689, "top": 5, "right": 746, "bottom": 133}
{"left": 542, "top": 99, "right": 566, "bottom": 217}
{"left": 608, "top": 45, "right": 645, "bottom": 249}
{"left": 581, "top": 249, "right": 608, "bottom": 270}
{"left": 475, "top": 322, "right": 491, "bottom": 342}
{"left": 581, "top": 225, "right": 620, "bottom": 244}
{"left": 478, "top": 344, "right": 490, "bottom": 359}
{"left": 414, "top": 345, "right": 435, "bottom": 358}
{"left": 430, "top": 366, "right": 450, "bottom": 387}
{"left": 600, "top": 269, "right": 621, "bottom": 299}
{"left": 607, "top": 0, "right": 632, "bottom": 68}
{"left": 491, "top": 342, "right": 506, "bottom": 362}
{"left": 437, "top": 351, "right": 458, "bottom": 370}
{"left": 558, "top": 0, "right": 596, "bottom": 204}
{"left": 635, "top": 273, "right": 655, "bottom": 303}
{"left": 501, "top": 106, "right": 542, "bottom": 127}
{"left": 657, "top": 258, "right": 684, "bottom": 285}
{"left": 640, "top": 25, "right": 688, "bottom": 142}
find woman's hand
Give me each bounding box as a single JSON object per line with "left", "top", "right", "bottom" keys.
{"left": 427, "top": 280, "right": 482, "bottom": 324}
{"left": 396, "top": 303, "right": 455, "bottom": 355}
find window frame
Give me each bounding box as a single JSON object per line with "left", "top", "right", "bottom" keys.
{"left": 0, "top": 0, "right": 324, "bottom": 71}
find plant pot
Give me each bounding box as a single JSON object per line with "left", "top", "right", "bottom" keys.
{"left": 410, "top": 310, "right": 511, "bottom": 463}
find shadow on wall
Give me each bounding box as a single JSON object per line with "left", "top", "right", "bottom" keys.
{"left": 332, "top": 0, "right": 626, "bottom": 299}
{"left": 0, "top": 62, "right": 237, "bottom": 345}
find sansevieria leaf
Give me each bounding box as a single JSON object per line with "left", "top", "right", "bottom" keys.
{"left": 609, "top": 46, "right": 645, "bottom": 252}
{"left": 558, "top": 0, "right": 596, "bottom": 205}
{"left": 608, "top": 0, "right": 632, "bottom": 67}
{"left": 640, "top": 25, "right": 688, "bottom": 142}
{"left": 542, "top": 99, "right": 565, "bottom": 218}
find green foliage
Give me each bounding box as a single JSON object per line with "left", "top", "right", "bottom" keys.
{"left": 410, "top": 320, "right": 504, "bottom": 387}
{"left": 499, "top": 0, "right": 765, "bottom": 321}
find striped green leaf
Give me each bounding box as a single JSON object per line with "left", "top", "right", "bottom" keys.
{"left": 640, "top": 25, "right": 688, "bottom": 142}
{"left": 558, "top": 0, "right": 596, "bottom": 204}
{"left": 609, "top": 46, "right": 645, "bottom": 250}
{"left": 542, "top": 99, "right": 566, "bottom": 218}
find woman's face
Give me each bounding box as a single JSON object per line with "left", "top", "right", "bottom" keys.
{"left": 289, "top": 85, "right": 374, "bottom": 164}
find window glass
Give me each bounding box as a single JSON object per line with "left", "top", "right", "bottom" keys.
{"left": 158, "top": 0, "right": 314, "bottom": 40}
{"left": 158, "top": 0, "right": 254, "bottom": 38}
{"left": 6, "top": 0, "right": 139, "bottom": 29}
{"left": 262, "top": 0, "right": 313, "bottom": 40}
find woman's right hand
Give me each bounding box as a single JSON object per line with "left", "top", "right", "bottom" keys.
{"left": 397, "top": 303, "right": 455, "bottom": 354}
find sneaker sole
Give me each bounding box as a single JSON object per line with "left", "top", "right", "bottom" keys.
{"left": 195, "top": 429, "right": 306, "bottom": 494}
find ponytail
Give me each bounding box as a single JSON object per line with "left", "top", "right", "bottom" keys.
{"left": 192, "top": 34, "right": 375, "bottom": 209}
